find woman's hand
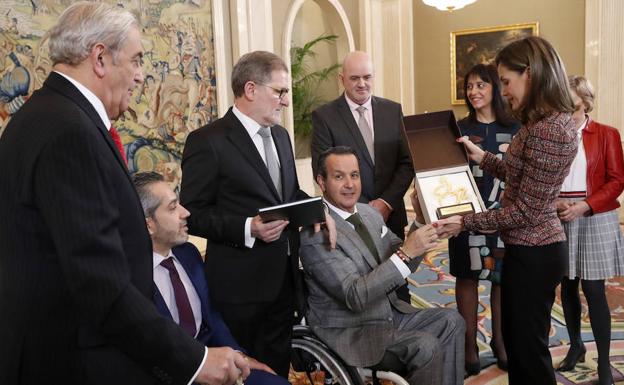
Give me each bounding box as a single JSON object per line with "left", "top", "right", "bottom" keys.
{"left": 457, "top": 136, "right": 485, "bottom": 164}
{"left": 558, "top": 200, "right": 591, "bottom": 222}
{"left": 434, "top": 215, "right": 464, "bottom": 238}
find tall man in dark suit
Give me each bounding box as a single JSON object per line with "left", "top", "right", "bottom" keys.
{"left": 0, "top": 3, "right": 247, "bottom": 384}
{"left": 180, "top": 51, "right": 335, "bottom": 378}
{"left": 311, "top": 51, "right": 414, "bottom": 240}
{"left": 300, "top": 147, "right": 465, "bottom": 385}
{"left": 133, "top": 172, "right": 289, "bottom": 385}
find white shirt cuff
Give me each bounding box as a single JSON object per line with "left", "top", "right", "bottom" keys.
{"left": 412, "top": 218, "right": 425, "bottom": 229}
{"left": 188, "top": 347, "right": 208, "bottom": 384}
{"left": 244, "top": 217, "right": 256, "bottom": 248}
{"left": 390, "top": 254, "right": 411, "bottom": 278}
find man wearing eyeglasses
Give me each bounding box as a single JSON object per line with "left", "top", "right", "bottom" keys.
{"left": 180, "top": 51, "right": 335, "bottom": 379}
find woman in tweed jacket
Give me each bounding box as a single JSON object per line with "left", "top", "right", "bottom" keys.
{"left": 555, "top": 75, "right": 624, "bottom": 385}
{"left": 437, "top": 36, "right": 577, "bottom": 385}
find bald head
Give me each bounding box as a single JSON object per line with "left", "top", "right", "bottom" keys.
{"left": 340, "top": 51, "right": 374, "bottom": 104}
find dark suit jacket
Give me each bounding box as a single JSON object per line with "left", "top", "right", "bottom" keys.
{"left": 180, "top": 108, "right": 308, "bottom": 306}
{"left": 0, "top": 72, "right": 204, "bottom": 385}
{"left": 299, "top": 203, "right": 418, "bottom": 367}
{"left": 311, "top": 95, "right": 414, "bottom": 238}
{"left": 154, "top": 243, "right": 241, "bottom": 349}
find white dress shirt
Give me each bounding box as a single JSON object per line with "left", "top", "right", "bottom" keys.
{"left": 54, "top": 71, "right": 111, "bottom": 130}
{"left": 232, "top": 105, "right": 282, "bottom": 248}
{"left": 152, "top": 251, "right": 203, "bottom": 335}
{"left": 344, "top": 94, "right": 374, "bottom": 141}
{"left": 325, "top": 200, "right": 412, "bottom": 278}
{"left": 561, "top": 116, "right": 588, "bottom": 193}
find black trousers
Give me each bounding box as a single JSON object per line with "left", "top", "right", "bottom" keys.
{"left": 215, "top": 269, "right": 295, "bottom": 378}
{"left": 502, "top": 242, "right": 567, "bottom": 385}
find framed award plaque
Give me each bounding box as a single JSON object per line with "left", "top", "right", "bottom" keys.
{"left": 404, "top": 110, "right": 486, "bottom": 223}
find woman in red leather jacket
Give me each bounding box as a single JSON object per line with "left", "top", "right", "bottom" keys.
{"left": 556, "top": 75, "right": 624, "bottom": 385}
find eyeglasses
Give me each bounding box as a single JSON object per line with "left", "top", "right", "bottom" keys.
{"left": 256, "top": 82, "right": 289, "bottom": 101}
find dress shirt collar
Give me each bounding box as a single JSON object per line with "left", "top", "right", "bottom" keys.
{"left": 153, "top": 250, "right": 175, "bottom": 270}
{"left": 54, "top": 70, "right": 111, "bottom": 130}
{"left": 232, "top": 104, "right": 264, "bottom": 138}
{"left": 577, "top": 115, "right": 589, "bottom": 134}
{"left": 344, "top": 93, "right": 372, "bottom": 112}
{"left": 323, "top": 198, "right": 358, "bottom": 221}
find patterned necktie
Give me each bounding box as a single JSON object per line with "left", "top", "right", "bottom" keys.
{"left": 160, "top": 257, "right": 197, "bottom": 337}
{"left": 258, "top": 126, "right": 282, "bottom": 200}
{"left": 355, "top": 106, "right": 374, "bottom": 163}
{"left": 109, "top": 125, "right": 128, "bottom": 166}
{"left": 346, "top": 213, "right": 380, "bottom": 263}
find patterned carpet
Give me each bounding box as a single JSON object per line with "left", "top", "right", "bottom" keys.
{"left": 408, "top": 239, "right": 624, "bottom": 384}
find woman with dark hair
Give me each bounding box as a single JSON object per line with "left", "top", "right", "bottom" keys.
{"left": 555, "top": 75, "right": 624, "bottom": 385}
{"left": 450, "top": 64, "right": 519, "bottom": 375}
{"left": 437, "top": 36, "right": 578, "bottom": 385}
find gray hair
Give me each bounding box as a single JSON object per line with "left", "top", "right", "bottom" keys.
{"left": 48, "top": 2, "right": 139, "bottom": 66}
{"left": 132, "top": 172, "right": 165, "bottom": 218}
{"left": 231, "top": 51, "right": 288, "bottom": 97}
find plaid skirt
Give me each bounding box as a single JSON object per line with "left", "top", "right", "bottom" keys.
{"left": 563, "top": 207, "right": 624, "bottom": 280}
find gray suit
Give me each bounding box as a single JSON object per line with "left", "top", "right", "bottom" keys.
{"left": 299, "top": 204, "right": 465, "bottom": 385}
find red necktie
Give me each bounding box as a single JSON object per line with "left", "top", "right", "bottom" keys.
{"left": 109, "top": 126, "right": 127, "bottom": 166}
{"left": 160, "top": 257, "right": 197, "bottom": 337}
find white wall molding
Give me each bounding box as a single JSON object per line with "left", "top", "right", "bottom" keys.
{"left": 359, "top": 0, "right": 414, "bottom": 114}
{"left": 585, "top": 0, "right": 624, "bottom": 133}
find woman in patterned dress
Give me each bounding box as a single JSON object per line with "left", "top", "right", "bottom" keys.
{"left": 450, "top": 64, "right": 519, "bottom": 375}
{"left": 437, "top": 36, "right": 578, "bottom": 385}
{"left": 555, "top": 75, "right": 624, "bottom": 385}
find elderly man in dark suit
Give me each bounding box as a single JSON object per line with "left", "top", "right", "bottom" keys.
{"left": 300, "top": 146, "right": 465, "bottom": 385}
{"left": 0, "top": 3, "right": 247, "bottom": 384}
{"left": 180, "top": 51, "right": 335, "bottom": 378}
{"left": 133, "top": 172, "right": 290, "bottom": 385}
{"left": 311, "top": 51, "right": 414, "bottom": 240}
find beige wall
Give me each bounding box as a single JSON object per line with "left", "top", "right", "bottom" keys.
{"left": 413, "top": 0, "right": 585, "bottom": 119}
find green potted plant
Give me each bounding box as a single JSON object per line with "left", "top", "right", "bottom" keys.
{"left": 290, "top": 34, "right": 341, "bottom": 158}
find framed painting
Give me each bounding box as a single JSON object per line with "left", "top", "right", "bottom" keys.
{"left": 450, "top": 22, "right": 539, "bottom": 105}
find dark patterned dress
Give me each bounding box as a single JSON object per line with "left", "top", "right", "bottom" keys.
{"left": 448, "top": 118, "right": 520, "bottom": 283}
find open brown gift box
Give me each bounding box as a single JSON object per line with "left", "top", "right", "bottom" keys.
{"left": 403, "top": 110, "right": 486, "bottom": 223}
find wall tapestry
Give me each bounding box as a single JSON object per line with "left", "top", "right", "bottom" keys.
{"left": 0, "top": 0, "right": 218, "bottom": 190}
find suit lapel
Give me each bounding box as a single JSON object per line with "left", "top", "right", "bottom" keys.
{"left": 153, "top": 285, "right": 174, "bottom": 319}
{"left": 332, "top": 209, "right": 379, "bottom": 269}
{"left": 44, "top": 72, "right": 130, "bottom": 175}
{"left": 335, "top": 96, "right": 374, "bottom": 168}
{"left": 370, "top": 96, "right": 386, "bottom": 175}
{"left": 225, "top": 110, "right": 282, "bottom": 202}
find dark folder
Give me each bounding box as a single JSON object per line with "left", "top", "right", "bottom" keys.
{"left": 258, "top": 197, "right": 325, "bottom": 227}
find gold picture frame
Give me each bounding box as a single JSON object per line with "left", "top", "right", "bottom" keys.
{"left": 450, "top": 22, "right": 539, "bottom": 105}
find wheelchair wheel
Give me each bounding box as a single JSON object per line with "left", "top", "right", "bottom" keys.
{"left": 291, "top": 336, "right": 362, "bottom": 385}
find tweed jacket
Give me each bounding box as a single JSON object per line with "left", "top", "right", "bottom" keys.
{"left": 299, "top": 203, "right": 418, "bottom": 367}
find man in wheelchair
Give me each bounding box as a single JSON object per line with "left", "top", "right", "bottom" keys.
{"left": 299, "top": 146, "right": 465, "bottom": 385}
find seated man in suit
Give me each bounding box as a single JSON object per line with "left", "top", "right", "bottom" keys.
{"left": 300, "top": 146, "right": 465, "bottom": 385}
{"left": 133, "top": 171, "right": 289, "bottom": 385}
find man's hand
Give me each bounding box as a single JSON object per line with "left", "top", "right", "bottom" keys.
{"left": 313, "top": 209, "right": 337, "bottom": 249}
{"left": 402, "top": 224, "right": 438, "bottom": 257}
{"left": 558, "top": 200, "right": 590, "bottom": 222}
{"left": 409, "top": 189, "right": 425, "bottom": 224}
{"left": 251, "top": 215, "right": 288, "bottom": 243}
{"left": 435, "top": 215, "right": 464, "bottom": 239}
{"left": 369, "top": 199, "right": 392, "bottom": 222}
{"left": 457, "top": 136, "right": 485, "bottom": 164}
{"left": 247, "top": 357, "right": 277, "bottom": 375}
{"left": 195, "top": 347, "right": 250, "bottom": 385}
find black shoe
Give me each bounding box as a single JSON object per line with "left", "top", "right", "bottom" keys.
{"left": 465, "top": 360, "right": 481, "bottom": 377}
{"left": 556, "top": 344, "right": 586, "bottom": 372}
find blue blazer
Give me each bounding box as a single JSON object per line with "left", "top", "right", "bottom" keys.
{"left": 153, "top": 242, "right": 242, "bottom": 350}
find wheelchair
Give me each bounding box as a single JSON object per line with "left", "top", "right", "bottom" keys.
{"left": 290, "top": 324, "right": 409, "bottom": 385}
